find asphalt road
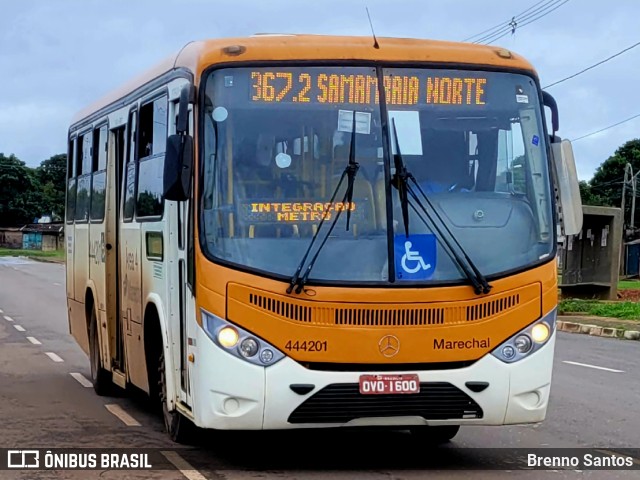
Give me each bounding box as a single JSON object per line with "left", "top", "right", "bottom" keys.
{"left": 0, "top": 257, "right": 639, "bottom": 479}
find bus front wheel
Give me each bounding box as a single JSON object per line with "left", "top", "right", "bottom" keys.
{"left": 89, "top": 308, "right": 112, "bottom": 396}
{"left": 409, "top": 425, "right": 460, "bottom": 444}
{"left": 158, "top": 352, "right": 194, "bottom": 443}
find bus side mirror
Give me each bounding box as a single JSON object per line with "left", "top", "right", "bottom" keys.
{"left": 164, "top": 135, "right": 193, "bottom": 201}
{"left": 164, "top": 84, "right": 194, "bottom": 202}
{"left": 551, "top": 138, "right": 583, "bottom": 236}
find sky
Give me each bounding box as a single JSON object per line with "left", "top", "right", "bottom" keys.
{"left": 1, "top": 0, "right": 639, "bottom": 180}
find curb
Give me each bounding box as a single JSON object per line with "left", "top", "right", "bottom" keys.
{"left": 557, "top": 320, "right": 640, "bottom": 341}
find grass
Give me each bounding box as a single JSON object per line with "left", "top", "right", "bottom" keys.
{"left": 618, "top": 279, "right": 640, "bottom": 290}
{"left": 559, "top": 298, "right": 640, "bottom": 321}
{"left": 0, "top": 248, "right": 65, "bottom": 261}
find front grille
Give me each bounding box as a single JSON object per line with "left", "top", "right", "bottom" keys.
{"left": 236, "top": 284, "right": 534, "bottom": 328}
{"left": 335, "top": 307, "right": 444, "bottom": 326}
{"left": 466, "top": 293, "right": 520, "bottom": 321}
{"left": 249, "top": 293, "right": 313, "bottom": 322}
{"left": 288, "top": 382, "right": 483, "bottom": 424}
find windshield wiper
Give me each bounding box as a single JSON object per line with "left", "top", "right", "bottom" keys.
{"left": 390, "top": 119, "right": 492, "bottom": 295}
{"left": 286, "top": 113, "right": 359, "bottom": 294}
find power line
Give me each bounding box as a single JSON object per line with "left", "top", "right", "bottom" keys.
{"left": 544, "top": 40, "right": 640, "bottom": 88}
{"left": 478, "top": 0, "right": 571, "bottom": 45}
{"left": 572, "top": 113, "right": 640, "bottom": 142}
{"left": 472, "top": 0, "right": 563, "bottom": 44}
{"left": 462, "top": 0, "right": 548, "bottom": 42}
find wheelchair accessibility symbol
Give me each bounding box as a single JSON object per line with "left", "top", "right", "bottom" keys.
{"left": 401, "top": 241, "right": 431, "bottom": 273}
{"left": 394, "top": 234, "right": 436, "bottom": 280}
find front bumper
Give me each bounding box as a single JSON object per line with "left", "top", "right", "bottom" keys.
{"left": 191, "top": 325, "right": 556, "bottom": 430}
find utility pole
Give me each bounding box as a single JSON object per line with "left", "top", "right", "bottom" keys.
{"left": 620, "top": 163, "right": 633, "bottom": 275}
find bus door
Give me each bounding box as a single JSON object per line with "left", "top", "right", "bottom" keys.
{"left": 106, "top": 125, "right": 127, "bottom": 379}
{"left": 120, "top": 108, "right": 146, "bottom": 389}
{"left": 166, "top": 98, "right": 194, "bottom": 407}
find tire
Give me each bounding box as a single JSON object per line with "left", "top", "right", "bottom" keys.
{"left": 409, "top": 425, "right": 460, "bottom": 444}
{"left": 89, "top": 307, "right": 112, "bottom": 396}
{"left": 158, "top": 351, "right": 195, "bottom": 444}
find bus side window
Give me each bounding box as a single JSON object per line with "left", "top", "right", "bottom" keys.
{"left": 123, "top": 110, "right": 137, "bottom": 222}
{"left": 136, "top": 96, "right": 167, "bottom": 218}
{"left": 75, "top": 133, "right": 92, "bottom": 223}
{"left": 90, "top": 125, "right": 108, "bottom": 222}
{"left": 66, "top": 138, "right": 76, "bottom": 223}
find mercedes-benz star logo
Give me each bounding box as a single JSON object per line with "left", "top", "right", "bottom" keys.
{"left": 378, "top": 335, "right": 400, "bottom": 358}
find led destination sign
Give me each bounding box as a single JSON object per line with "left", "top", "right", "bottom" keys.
{"left": 250, "top": 70, "right": 488, "bottom": 106}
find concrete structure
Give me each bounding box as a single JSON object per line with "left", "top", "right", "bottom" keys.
{"left": 559, "top": 206, "right": 622, "bottom": 300}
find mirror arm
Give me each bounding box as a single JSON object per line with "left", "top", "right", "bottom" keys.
{"left": 176, "top": 84, "right": 196, "bottom": 135}
{"left": 542, "top": 91, "right": 559, "bottom": 136}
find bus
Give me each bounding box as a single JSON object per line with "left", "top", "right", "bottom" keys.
{"left": 65, "top": 34, "right": 582, "bottom": 443}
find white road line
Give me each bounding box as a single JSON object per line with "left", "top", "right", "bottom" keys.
{"left": 13, "top": 325, "right": 26, "bottom": 332}
{"left": 70, "top": 372, "right": 93, "bottom": 388}
{"left": 44, "top": 352, "right": 64, "bottom": 363}
{"left": 26, "top": 337, "right": 42, "bottom": 345}
{"left": 0, "top": 309, "right": 3, "bottom": 313}
{"left": 53, "top": 282, "right": 61, "bottom": 286}
{"left": 161, "top": 451, "right": 207, "bottom": 480}
{"left": 562, "top": 360, "right": 624, "bottom": 373}
{"left": 105, "top": 404, "right": 141, "bottom": 427}
{"left": 4, "top": 315, "right": 14, "bottom": 322}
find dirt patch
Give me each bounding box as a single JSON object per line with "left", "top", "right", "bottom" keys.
{"left": 617, "top": 289, "right": 640, "bottom": 301}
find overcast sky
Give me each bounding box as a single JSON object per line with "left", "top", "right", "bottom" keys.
{"left": 1, "top": 0, "right": 639, "bottom": 180}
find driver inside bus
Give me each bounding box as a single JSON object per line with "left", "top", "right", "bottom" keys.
{"left": 412, "top": 129, "right": 473, "bottom": 194}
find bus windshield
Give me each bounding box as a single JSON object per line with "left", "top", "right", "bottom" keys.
{"left": 201, "top": 66, "right": 554, "bottom": 285}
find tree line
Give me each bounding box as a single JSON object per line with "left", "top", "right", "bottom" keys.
{"left": 579, "top": 139, "right": 640, "bottom": 227}
{"left": 0, "top": 153, "right": 66, "bottom": 227}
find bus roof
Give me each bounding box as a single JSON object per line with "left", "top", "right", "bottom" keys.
{"left": 71, "top": 34, "right": 537, "bottom": 126}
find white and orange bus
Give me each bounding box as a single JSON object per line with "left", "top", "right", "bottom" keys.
{"left": 65, "top": 34, "right": 582, "bottom": 443}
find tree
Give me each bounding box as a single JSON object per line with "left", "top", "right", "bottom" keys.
{"left": 35, "top": 154, "right": 67, "bottom": 221}
{"left": 588, "top": 139, "right": 640, "bottom": 224}
{"left": 578, "top": 180, "right": 608, "bottom": 206}
{"left": 0, "top": 153, "right": 43, "bottom": 226}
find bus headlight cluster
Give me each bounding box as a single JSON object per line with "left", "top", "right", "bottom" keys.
{"left": 201, "top": 309, "right": 285, "bottom": 367}
{"left": 491, "top": 308, "right": 556, "bottom": 364}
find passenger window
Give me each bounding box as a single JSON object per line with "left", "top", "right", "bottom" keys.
{"left": 123, "top": 111, "right": 137, "bottom": 222}
{"left": 66, "top": 138, "right": 76, "bottom": 223}
{"left": 75, "top": 132, "right": 92, "bottom": 222}
{"left": 90, "top": 125, "right": 108, "bottom": 221}
{"left": 136, "top": 96, "right": 167, "bottom": 218}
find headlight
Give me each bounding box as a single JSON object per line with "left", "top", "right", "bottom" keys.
{"left": 514, "top": 334, "right": 532, "bottom": 353}
{"left": 239, "top": 338, "right": 259, "bottom": 358}
{"left": 201, "top": 309, "right": 285, "bottom": 367}
{"left": 491, "top": 308, "right": 556, "bottom": 364}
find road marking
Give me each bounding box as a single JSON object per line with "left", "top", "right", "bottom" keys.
{"left": 105, "top": 404, "right": 141, "bottom": 427}
{"left": 562, "top": 360, "right": 624, "bottom": 373}
{"left": 45, "top": 352, "right": 64, "bottom": 363}
{"left": 161, "top": 451, "right": 207, "bottom": 480}
{"left": 0, "top": 309, "right": 3, "bottom": 313}
{"left": 26, "top": 337, "right": 42, "bottom": 345}
{"left": 4, "top": 315, "right": 14, "bottom": 322}
{"left": 13, "top": 325, "right": 26, "bottom": 332}
{"left": 70, "top": 372, "right": 93, "bottom": 388}
{"left": 53, "top": 282, "right": 61, "bottom": 286}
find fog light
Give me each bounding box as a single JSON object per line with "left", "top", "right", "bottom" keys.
{"left": 514, "top": 334, "right": 532, "bottom": 353}
{"left": 260, "top": 349, "right": 274, "bottom": 364}
{"left": 502, "top": 345, "right": 516, "bottom": 360}
{"left": 531, "top": 323, "right": 550, "bottom": 343}
{"left": 218, "top": 327, "right": 239, "bottom": 348}
{"left": 239, "top": 338, "right": 259, "bottom": 357}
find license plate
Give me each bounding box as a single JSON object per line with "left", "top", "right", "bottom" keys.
{"left": 359, "top": 374, "right": 420, "bottom": 395}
